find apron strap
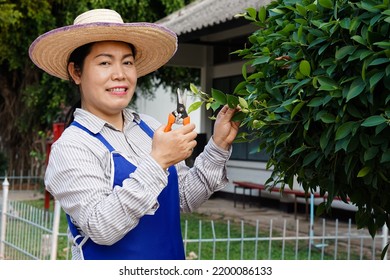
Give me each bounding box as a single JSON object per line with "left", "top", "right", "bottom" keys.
{"left": 71, "top": 121, "right": 115, "bottom": 152}
{"left": 138, "top": 120, "right": 154, "bottom": 138}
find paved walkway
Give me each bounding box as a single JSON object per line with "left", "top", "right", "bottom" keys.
{"left": 196, "top": 196, "right": 304, "bottom": 223}
{"left": 195, "top": 196, "right": 316, "bottom": 233}
{"left": 3, "top": 190, "right": 44, "bottom": 201}
{"left": 194, "top": 196, "right": 362, "bottom": 238}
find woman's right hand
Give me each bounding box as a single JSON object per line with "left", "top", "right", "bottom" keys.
{"left": 151, "top": 123, "right": 198, "bottom": 170}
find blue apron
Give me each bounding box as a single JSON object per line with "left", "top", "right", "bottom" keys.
{"left": 66, "top": 120, "right": 185, "bottom": 260}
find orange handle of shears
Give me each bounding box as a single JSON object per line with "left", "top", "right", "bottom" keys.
{"left": 164, "top": 115, "right": 191, "bottom": 132}
{"left": 183, "top": 116, "right": 190, "bottom": 126}
{"left": 164, "top": 114, "right": 176, "bottom": 132}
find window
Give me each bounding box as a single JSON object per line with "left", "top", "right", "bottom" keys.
{"left": 213, "top": 35, "right": 249, "bottom": 65}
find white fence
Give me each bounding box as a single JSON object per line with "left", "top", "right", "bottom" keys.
{"left": 0, "top": 177, "right": 67, "bottom": 260}
{"left": 1, "top": 177, "right": 389, "bottom": 260}
{"left": 0, "top": 169, "right": 42, "bottom": 191}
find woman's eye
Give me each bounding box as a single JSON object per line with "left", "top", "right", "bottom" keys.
{"left": 124, "top": 60, "right": 134, "bottom": 65}
{"left": 99, "top": 61, "right": 110, "bottom": 66}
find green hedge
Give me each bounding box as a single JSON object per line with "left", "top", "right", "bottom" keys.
{"left": 190, "top": 0, "right": 390, "bottom": 238}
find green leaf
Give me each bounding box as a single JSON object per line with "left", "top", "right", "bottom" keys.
{"left": 283, "top": 79, "right": 299, "bottom": 84}
{"left": 335, "top": 121, "right": 356, "bottom": 140}
{"left": 364, "top": 147, "right": 379, "bottom": 161}
{"left": 290, "top": 145, "right": 307, "bottom": 157}
{"left": 320, "top": 127, "right": 332, "bottom": 151}
{"left": 242, "top": 61, "right": 248, "bottom": 79}
{"left": 246, "top": 7, "right": 257, "bottom": 20}
{"left": 259, "top": 6, "right": 266, "bottom": 23}
{"left": 270, "top": 7, "right": 287, "bottom": 15}
{"left": 238, "top": 97, "right": 248, "bottom": 109}
{"left": 210, "top": 102, "right": 222, "bottom": 112}
{"left": 291, "top": 101, "right": 305, "bottom": 119}
{"left": 361, "top": 115, "right": 387, "bottom": 127}
{"left": 339, "top": 18, "right": 350, "bottom": 29}
{"left": 280, "top": 98, "right": 297, "bottom": 108}
{"left": 319, "top": 84, "right": 338, "bottom": 91}
{"left": 211, "top": 88, "right": 227, "bottom": 104}
{"left": 275, "top": 132, "right": 292, "bottom": 147}
{"left": 189, "top": 83, "right": 199, "bottom": 94}
{"left": 308, "top": 37, "right": 327, "bottom": 49}
{"left": 346, "top": 78, "right": 366, "bottom": 102}
{"left": 360, "top": 1, "right": 380, "bottom": 12}
{"left": 381, "top": 150, "right": 390, "bottom": 163}
{"left": 315, "top": 202, "right": 327, "bottom": 217}
{"left": 369, "top": 72, "right": 385, "bottom": 88}
{"left": 231, "top": 111, "right": 246, "bottom": 122}
{"left": 381, "top": 244, "right": 389, "bottom": 260}
{"left": 319, "top": 42, "right": 331, "bottom": 55}
{"left": 375, "top": 123, "right": 387, "bottom": 134}
{"left": 226, "top": 94, "right": 239, "bottom": 108}
{"left": 320, "top": 113, "right": 336, "bottom": 123}
{"left": 252, "top": 56, "right": 270, "bottom": 66}
{"left": 307, "top": 97, "right": 324, "bottom": 107}
{"left": 351, "top": 35, "right": 366, "bottom": 46}
{"left": 247, "top": 72, "right": 264, "bottom": 81}
{"left": 369, "top": 58, "right": 390, "bottom": 66}
{"left": 303, "top": 152, "right": 319, "bottom": 167}
{"left": 295, "top": 4, "right": 307, "bottom": 17}
{"left": 187, "top": 101, "right": 203, "bottom": 114}
{"left": 357, "top": 166, "right": 371, "bottom": 177}
{"left": 318, "top": 0, "right": 333, "bottom": 9}
{"left": 299, "top": 60, "right": 311, "bottom": 77}
{"left": 335, "top": 137, "right": 351, "bottom": 152}
{"left": 359, "top": 50, "right": 374, "bottom": 60}
{"left": 317, "top": 76, "right": 338, "bottom": 88}
{"left": 335, "top": 46, "right": 356, "bottom": 60}
{"left": 374, "top": 41, "right": 390, "bottom": 49}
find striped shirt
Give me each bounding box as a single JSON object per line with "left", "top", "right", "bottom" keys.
{"left": 44, "top": 108, "right": 231, "bottom": 259}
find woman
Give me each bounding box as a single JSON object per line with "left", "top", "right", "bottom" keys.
{"left": 29, "top": 9, "right": 239, "bottom": 260}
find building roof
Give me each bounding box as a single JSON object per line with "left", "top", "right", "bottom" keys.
{"left": 156, "top": 0, "right": 271, "bottom": 36}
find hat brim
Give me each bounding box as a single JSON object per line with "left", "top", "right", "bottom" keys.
{"left": 29, "top": 22, "right": 177, "bottom": 79}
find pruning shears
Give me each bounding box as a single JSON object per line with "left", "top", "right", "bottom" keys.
{"left": 164, "top": 88, "right": 190, "bottom": 132}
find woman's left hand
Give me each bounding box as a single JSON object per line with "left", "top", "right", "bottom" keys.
{"left": 212, "top": 105, "right": 240, "bottom": 151}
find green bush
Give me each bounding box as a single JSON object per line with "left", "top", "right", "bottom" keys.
{"left": 190, "top": 0, "right": 390, "bottom": 237}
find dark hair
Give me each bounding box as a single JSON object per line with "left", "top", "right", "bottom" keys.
{"left": 65, "top": 41, "right": 136, "bottom": 127}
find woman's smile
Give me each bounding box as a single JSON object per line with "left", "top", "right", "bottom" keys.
{"left": 108, "top": 86, "right": 128, "bottom": 96}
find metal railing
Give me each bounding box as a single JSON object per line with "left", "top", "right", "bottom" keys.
{"left": 0, "top": 169, "right": 43, "bottom": 192}
{"left": 0, "top": 177, "right": 68, "bottom": 260}
{"left": 182, "top": 218, "right": 388, "bottom": 260}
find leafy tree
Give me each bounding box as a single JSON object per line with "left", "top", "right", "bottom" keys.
{"left": 190, "top": 0, "right": 390, "bottom": 239}
{"left": 0, "top": 0, "right": 197, "bottom": 175}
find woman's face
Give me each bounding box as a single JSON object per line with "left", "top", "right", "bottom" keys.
{"left": 69, "top": 41, "right": 137, "bottom": 122}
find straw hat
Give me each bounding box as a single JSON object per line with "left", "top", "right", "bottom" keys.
{"left": 29, "top": 9, "right": 178, "bottom": 79}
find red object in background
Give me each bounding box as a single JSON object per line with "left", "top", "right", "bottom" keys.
{"left": 44, "top": 122, "right": 65, "bottom": 210}
{"left": 53, "top": 123, "right": 65, "bottom": 141}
